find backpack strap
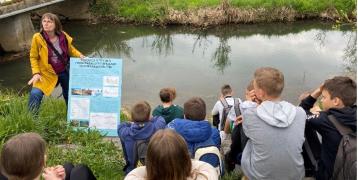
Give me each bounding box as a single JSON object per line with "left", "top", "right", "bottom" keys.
{"left": 328, "top": 115, "right": 353, "bottom": 136}
{"left": 219, "top": 98, "right": 231, "bottom": 131}
{"left": 233, "top": 98, "right": 241, "bottom": 116}
{"left": 303, "top": 139, "right": 318, "bottom": 171}
{"left": 40, "top": 32, "right": 69, "bottom": 66}
{"left": 219, "top": 98, "right": 230, "bottom": 109}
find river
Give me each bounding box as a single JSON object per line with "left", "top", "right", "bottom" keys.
{"left": 0, "top": 20, "right": 356, "bottom": 113}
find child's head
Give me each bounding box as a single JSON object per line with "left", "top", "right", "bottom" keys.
{"left": 1, "top": 133, "right": 46, "bottom": 180}
{"left": 131, "top": 101, "right": 151, "bottom": 122}
{"left": 254, "top": 67, "right": 284, "bottom": 100}
{"left": 159, "top": 88, "right": 176, "bottom": 103}
{"left": 184, "top": 97, "right": 206, "bottom": 121}
{"left": 146, "top": 129, "right": 192, "bottom": 180}
{"left": 321, "top": 76, "right": 356, "bottom": 110}
{"left": 221, "top": 84, "right": 232, "bottom": 97}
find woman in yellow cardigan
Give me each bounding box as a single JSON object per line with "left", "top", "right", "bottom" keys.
{"left": 27, "top": 13, "right": 85, "bottom": 114}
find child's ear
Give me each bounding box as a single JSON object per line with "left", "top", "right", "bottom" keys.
{"left": 333, "top": 97, "right": 344, "bottom": 107}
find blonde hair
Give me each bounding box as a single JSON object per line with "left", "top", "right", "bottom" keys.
{"left": 254, "top": 67, "right": 284, "bottom": 97}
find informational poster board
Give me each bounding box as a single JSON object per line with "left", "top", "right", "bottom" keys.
{"left": 67, "top": 58, "right": 122, "bottom": 136}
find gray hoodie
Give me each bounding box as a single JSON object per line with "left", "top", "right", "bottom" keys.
{"left": 241, "top": 101, "right": 306, "bottom": 180}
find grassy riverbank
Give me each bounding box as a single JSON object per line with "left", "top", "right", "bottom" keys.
{"left": 90, "top": 0, "right": 356, "bottom": 25}
{"left": 0, "top": 92, "right": 124, "bottom": 179}
{"left": 0, "top": 92, "right": 242, "bottom": 179}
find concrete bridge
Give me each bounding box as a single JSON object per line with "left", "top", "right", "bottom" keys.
{"left": 0, "top": 0, "right": 90, "bottom": 53}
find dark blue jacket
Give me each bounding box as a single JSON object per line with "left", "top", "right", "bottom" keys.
{"left": 118, "top": 116, "right": 166, "bottom": 174}
{"left": 167, "top": 118, "right": 221, "bottom": 168}
{"left": 300, "top": 95, "right": 357, "bottom": 180}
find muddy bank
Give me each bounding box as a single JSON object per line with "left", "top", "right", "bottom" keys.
{"left": 91, "top": 6, "right": 355, "bottom": 26}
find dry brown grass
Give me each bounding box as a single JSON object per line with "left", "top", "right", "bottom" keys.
{"left": 168, "top": 6, "right": 299, "bottom": 26}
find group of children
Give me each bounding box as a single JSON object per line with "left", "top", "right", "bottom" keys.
{"left": 0, "top": 67, "right": 355, "bottom": 180}
{"left": 119, "top": 67, "right": 356, "bottom": 180}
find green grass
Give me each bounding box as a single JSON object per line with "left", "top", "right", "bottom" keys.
{"left": 91, "top": 0, "right": 356, "bottom": 23}
{"left": 0, "top": 91, "right": 243, "bottom": 179}
{"left": 0, "top": 91, "right": 125, "bottom": 179}
{"left": 0, "top": 91, "right": 246, "bottom": 180}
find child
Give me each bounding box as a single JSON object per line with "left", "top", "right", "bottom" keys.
{"left": 224, "top": 80, "right": 253, "bottom": 172}
{"left": 168, "top": 97, "right": 221, "bottom": 172}
{"left": 241, "top": 67, "right": 306, "bottom": 179}
{"left": 211, "top": 84, "right": 242, "bottom": 139}
{"left": 125, "top": 129, "right": 218, "bottom": 180}
{"left": 118, "top": 101, "right": 166, "bottom": 174}
{"left": 152, "top": 88, "right": 184, "bottom": 124}
{"left": 299, "top": 76, "right": 356, "bottom": 180}
{"left": 0, "top": 132, "right": 95, "bottom": 180}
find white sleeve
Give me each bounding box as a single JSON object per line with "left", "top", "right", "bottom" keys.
{"left": 211, "top": 101, "right": 220, "bottom": 115}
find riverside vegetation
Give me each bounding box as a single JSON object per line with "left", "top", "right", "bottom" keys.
{"left": 90, "top": 0, "right": 356, "bottom": 26}
{"left": 0, "top": 91, "right": 242, "bottom": 179}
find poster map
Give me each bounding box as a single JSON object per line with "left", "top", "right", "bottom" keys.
{"left": 67, "top": 58, "right": 122, "bottom": 136}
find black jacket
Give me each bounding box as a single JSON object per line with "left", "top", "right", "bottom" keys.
{"left": 300, "top": 95, "right": 356, "bottom": 180}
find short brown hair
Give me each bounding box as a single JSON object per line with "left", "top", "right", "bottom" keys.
{"left": 184, "top": 97, "right": 206, "bottom": 120}
{"left": 159, "top": 88, "right": 176, "bottom": 103}
{"left": 221, "top": 84, "right": 232, "bottom": 96}
{"left": 1, "top": 133, "right": 46, "bottom": 180}
{"left": 131, "top": 101, "right": 151, "bottom": 122}
{"left": 41, "top": 13, "right": 63, "bottom": 34}
{"left": 146, "top": 129, "right": 192, "bottom": 180}
{"left": 254, "top": 67, "right": 284, "bottom": 97}
{"left": 322, "top": 76, "right": 356, "bottom": 106}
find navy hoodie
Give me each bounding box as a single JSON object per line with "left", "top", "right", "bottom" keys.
{"left": 118, "top": 116, "right": 166, "bottom": 174}
{"left": 300, "top": 95, "right": 357, "bottom": 180}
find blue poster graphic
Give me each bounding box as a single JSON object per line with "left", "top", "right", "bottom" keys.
{"left": 67, "top": 58, "right": 122, "bottom": 136}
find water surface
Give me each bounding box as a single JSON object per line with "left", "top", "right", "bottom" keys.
{"left": 0, "top": 21, "right": 356, "bottom": 114}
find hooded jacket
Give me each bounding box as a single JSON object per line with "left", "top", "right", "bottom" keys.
{"left": 118, "top": 116, "right": 166, "bottom": 174}
{"left": 30, "top": 32, "right": 82, "bottom": 96}
{"left": 152, "top": 104, "right": 184, "bottom": 124}
{"left": 241, "top": 100, "right": 306, "bottom": 180}
{"left": 300, "top": 95, "right": 357, "bottom": 180}
{"left": 167, "top": 119, "right": 221, "bottom": 168}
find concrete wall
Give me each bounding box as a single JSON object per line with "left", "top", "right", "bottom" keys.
{"left": 35, "top": 0, "right": 90, "bottom": 20}
{"left": 0, "top": 0, "right": 91, "bottom": 52}
{"left": 0, "top": 13, "right": 34, "bottom": 52}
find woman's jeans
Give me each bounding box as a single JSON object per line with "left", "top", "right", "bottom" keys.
{"left": 28, "top": 71, "right": 69, "bottom": 114}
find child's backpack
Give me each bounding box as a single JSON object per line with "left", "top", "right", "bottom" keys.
{"left": 194, "top": 145, "right": 223, "bottom": 176}
{"left": 134, "top": 139, "right": 150, "bottom": 166}
{"left": 328, "top": 115, "right": 357, "bottom": 180}
{"left": 219, "top": 98, "right": 240, "bottom": 131}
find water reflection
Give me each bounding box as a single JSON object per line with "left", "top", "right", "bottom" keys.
{"left": 0, "top": 21, "right": 356, "bottom": 110}
{"left": 343, "top": 31, "right": 357, "bottom": 76}
{"left": 74, "top": 21, "right": 355, "bottom": 74}
{"left": 149, "top": 34, "right": 174, "bottom": 56}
